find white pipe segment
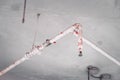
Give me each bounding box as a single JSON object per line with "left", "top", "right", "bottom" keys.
{"left": 50, "top": 26, "right": 74, "bottom": 43}
{"left": 0, "top": 48, "right": 42, "bottom": 76}
{"left": 83, "top": 38, "right": 120, "bottom": 66}
{"left": 0, "top": 57, "right": 26, "bottom": 76}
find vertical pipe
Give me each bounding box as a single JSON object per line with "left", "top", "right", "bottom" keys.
{"left": 88, "top": 68, "right": 90, "bottom": 80}
{"left": 22, "top": 0, "right": 27, "bottom": 23}
{"left": 100, "top": 77, "right": 102, "bottom": 80}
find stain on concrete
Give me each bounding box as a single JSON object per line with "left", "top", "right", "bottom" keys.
{"left": 97, "top": 41, "right": 103, "bottom": 46}
{"left": 11, "top": 3, "right": 20, "bottom": 11}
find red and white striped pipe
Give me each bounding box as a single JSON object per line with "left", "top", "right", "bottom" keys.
{"left": 0, "top": 23, "right": 83, "bottom": 76}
